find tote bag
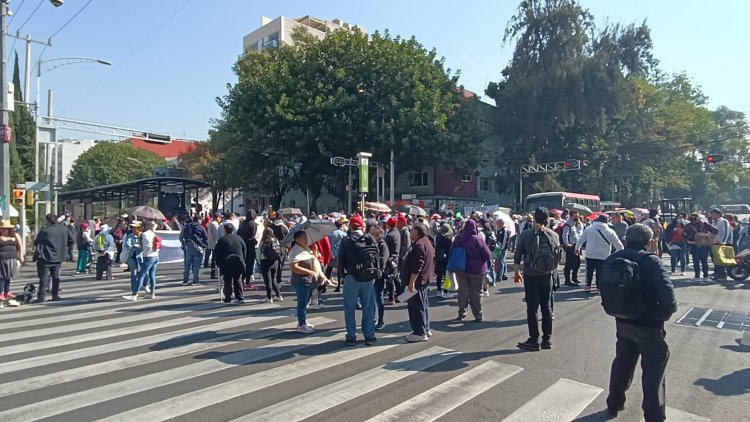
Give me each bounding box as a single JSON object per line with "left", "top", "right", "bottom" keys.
{"left": 446, "top": 246, "right": 467, "bottom": 272}
{"left": 711, "top": 244, "right": 736, "bottom": 267}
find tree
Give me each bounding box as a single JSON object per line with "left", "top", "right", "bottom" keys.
{"left": 65, "top": 142, "right": 166, "bottom": 191}
{"left": 212, "top": 28, "right": 483, "bottom": 210}
{"left": 9, "top": 52, "right": 36, "bottom": 184}
{"left": 180, "top": 142, "right": 228, "bottom": 212}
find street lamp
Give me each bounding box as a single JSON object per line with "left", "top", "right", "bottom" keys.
{"left": 35, "top": 57, "right": 110, "bottom": 215}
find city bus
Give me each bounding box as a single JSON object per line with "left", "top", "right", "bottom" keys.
{"left": 525, "top": 192, "right": 602, "bottom": 212}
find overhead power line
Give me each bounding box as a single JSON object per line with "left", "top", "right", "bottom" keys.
{"left": 8, "top": 0, "right": 27, "bottom": 27}
{"left": 38, "top": 0, "right": 96, "bottom": 59}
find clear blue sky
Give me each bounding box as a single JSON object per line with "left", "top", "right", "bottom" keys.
{"left": 10, "top": 0, "right": 749, "bottom": 140}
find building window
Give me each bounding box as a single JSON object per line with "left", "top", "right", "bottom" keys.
{"left": 461, "top": 174, "right": 472, "bottom": 183}
{"left": 262, "top": 31, "right": 280, "bottom": 49}
{"left": 409, "top": 171, "right": 429, "bottom": 187}
{"left": 479, "top": 177, "right": 492, "bottom": 191}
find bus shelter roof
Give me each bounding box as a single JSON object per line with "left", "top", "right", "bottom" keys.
{"left": 59, "top": 177, "right": 211, "bottom": 203}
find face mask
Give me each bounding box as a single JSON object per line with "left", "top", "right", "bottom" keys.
{"left": 676, "top": 219, "right": 684, "bottom": 224}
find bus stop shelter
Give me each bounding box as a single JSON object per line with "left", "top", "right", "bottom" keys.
{"left": 59, "top": 177, "right": 211, "bottom": 221}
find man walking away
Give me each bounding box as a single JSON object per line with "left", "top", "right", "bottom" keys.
{"left": 561, "top": 210, "right": 583, "bottom": 285}
{"left": 337, "top": 216, "right": 379, "bottom": 346}
{"left": 181, "top": 216, "right": 208, "bottom": 286}
{"left": 396, "top": 214, "right": 411, "bottom": 297}
{"left": 384, "top": 217, "right": 401, "bottom": 304}
{"left": 94, "top": 225, "right": 116, "bottom": 280}
{"left": 403, "top": 223, "right": 436, "bottom": 342}
{"left": 214, "top": 224, "right": 246, "bottom": 303}
{"left": 709, "top": 208, "right": 732, "bottom": 281}
{"left": 207, "top": 213, "right": 222, "bottom": 278}
{"left": 326, "top": 219, "right": 347, "bottom": 292}
{"left": 370, "top": 225, "right": 389, "bottom": 330}
{"left": 514, "top": 207, "right": 560, "bottom": 351}
{"left": 575, "top": 214, "right": 623, "bottom": 294}
{"left": 33, "top": 213, "right": 74, "bottom": 302}
{"left": 602, "top": 224, "right": 677, "bottom": 421}
{"left": 66, "top": 218, "right": 77, "bottom": 262}
{"left": 237, "top": 210, "right": 259, "bottom": 288}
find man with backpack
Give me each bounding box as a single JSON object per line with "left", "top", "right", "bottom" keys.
{"left": 180, "top": 216, "right": 208, "bottom": 286}
{"left": 601, "top": 224, "right": 677, "bottom": 422}
{"left": 94, "top": 225, "right": 116, "bottom": 281}
{"left": 337, "top": 216, "right": 379, "bottom": 346}
{"left": 513, "top": 207, "right": 561, "bottom": 351}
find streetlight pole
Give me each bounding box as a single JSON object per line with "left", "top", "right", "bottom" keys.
{"left": 0, "top": 1, "right": 10, "bottom": 221}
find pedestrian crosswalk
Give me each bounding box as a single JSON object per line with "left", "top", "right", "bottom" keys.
{"left": 0, "top": 270, "right": 712, "bottom": 422}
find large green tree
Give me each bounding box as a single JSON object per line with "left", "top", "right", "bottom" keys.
{"left": 65, "top": 142, "right": 166, "bottom": 191}
{"left": 9, "top": 52, "right": 36, "bottom": 185}
{"left": 213, "top": 28, "right": 483, "bottom": 210}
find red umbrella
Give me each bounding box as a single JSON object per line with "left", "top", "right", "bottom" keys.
{"left": 587, "top": 212, "right": 605, "bottom": 221}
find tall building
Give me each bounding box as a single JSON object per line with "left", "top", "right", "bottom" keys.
{"left": 243, "top": 15, "right": 366, "bottom": 53}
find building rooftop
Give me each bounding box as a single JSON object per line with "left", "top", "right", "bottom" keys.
{"left": 126, "top": 138, "right": 199, "bottom": 161}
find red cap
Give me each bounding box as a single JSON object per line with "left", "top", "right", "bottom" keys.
{"left": 80, "top": 223, "right": 89, "bottom": 229}
{"left": 397, "top": 215, "right": 408, "bottom": 225}
{"left": 386, "top": 217, "right": 397, "bottom": 227}
{"left": 349, "top": 215, "right": 365, "bottom": 229}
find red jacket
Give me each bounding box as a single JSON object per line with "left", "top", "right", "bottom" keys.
{"left": 314, "top": 236, "right": 332, "bottom": 266}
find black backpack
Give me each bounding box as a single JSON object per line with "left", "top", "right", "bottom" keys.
{"left": 347, "top": 234, "right": 381, "bottom": 281}
{"left": 601, "top": 252, "right": 652, "bottom": 320}
{"left": 262, "top": 240, "right": 280, "bottom": 261}
{"left": 529, "top": 228, "right": 561, "bottom": 273}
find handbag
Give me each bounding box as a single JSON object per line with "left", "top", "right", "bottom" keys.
{"left": 711, "top": 244, "right": 736, "bottom": 267}
{"left": 695, "top": 232, "right": 713, "bottom": 247}
{"left": 446, "top": 246, "right": 466, "bottom": 272}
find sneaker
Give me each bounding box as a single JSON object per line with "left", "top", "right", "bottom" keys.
{"left": 592, "top": 288, "right": 600, "bottom": 295}
{"left": 607, "top": 404, "right": 625, "bottom": 417}
{"left": 191, "top": 282, "right": 202, "bottom": 286}
{"left": 236, "top": 299, "right": 245, "bottom": 304}
{"left": 438, "top": 290, "right": 444, "bottom": 297}
{"left": 386, "top": 299, "right": 395, "bottom": 305}
{"left": 502, "top": 276, "right": 508, "bottom": 281}
{"left": 274, "top": 295, "right": 283, "bottom": 302}
{"left": 375, "top": 321, "right": 386, "bottom": 330}
{"left": 541, "top": 339, "right": 552, "bottom": 350}
{"left": 443, "top": 292, "right": 456, "bottom": 299}
{"left": 297, "top": 324, "right": 314, "bottom": 334}
{"left": 583, "top": 285, "right": 591, "bottom": 293}
{"left": 345, "top": 338, "right": 357, "bottom": 346}
{"left": 517, "top": 339, "right": 541, "bottom": 351}
{"left": 680, "top": 271, "right": 685, "bottom": 276}
{"left": 364, "top": 337, "right": 377, "bottom": 346}
{"left": 405, "top": 334, "right": 428, "bottom": 343}
{"left": 309, "top": 303, "right": 324, "bottom": 310}
{"left": 481, "top": 291, "right": 490, "bottom": 297}
{"left": 703, "top": 277, "right": 713, "bottom": 283}
{"left": 181, "top": 281, "right": 189, "bottom": 286}
{"left": 122, "top": 294, "right": 138, "bottom": 301}
{"left": 333, "top": 287, "right": 341, "bottom": 293}
{"left": 144, "top": 285, "right": 152, "bottom": 294}
{"left": 427, "top": 329, "right": 433, "bottom": 338}
{"left": 261, "top": 297, "right": 273, "bottom": 303}
{"left": 454, "top": 315, "right": 465, "bottom": 322}
{"left": 4, "top": 292, "right": 14, "bottom": 299}
{"left": 0, "top": 293, "right": 5, "bottom": 300}
{"left": 51, "top": 295, "right": 63, "bottom": 301}
{"left": 571, "top": 280, "right": 580, "bottom": 285}
{"left": 149, "top": 293, "right": 156, "bottom": 300}
{"left": 306, "top": 323, "right": 315, "bottom": 329}
{"left": 33, "top": 296, "right": 46, "bottom": 303}
{"left": 223, "top": 298, "right": 231, "bottom": 304}
{"left": 119, "top": 263, "right": 127, "bottom": 268}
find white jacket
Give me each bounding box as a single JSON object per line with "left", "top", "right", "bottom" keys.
{"left": 576, "top": 221, "right": 624, "bottom": 260}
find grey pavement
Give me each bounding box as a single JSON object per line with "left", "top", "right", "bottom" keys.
{"left": 0, "top": 256, "right": 747, "bottom": 421}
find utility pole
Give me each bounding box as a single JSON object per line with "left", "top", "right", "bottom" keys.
{"left": 389, "top": 149, "right": 395, "bottom": 207}
{"left": 0, "top": 1, "right": 10, "bottom": 221}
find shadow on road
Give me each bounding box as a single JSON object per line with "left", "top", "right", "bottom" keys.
{"left": 694, "top": 368, "right": 750, "bottom": 396}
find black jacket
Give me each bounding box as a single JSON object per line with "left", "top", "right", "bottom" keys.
{"left": 398, "top": 227, "right": 411, "bottom": 264}
{"left": 181, "top": 222, "right": 208, "bottom": 248}
{"left": 237, "top": 219, "right": 258, "bottom": 248}
{"left": 35, "top": 223, "right": 74, "bottom": 264}
{"left": 214, "top": 233, "right": 246, "bottom": 275}
{"left": 385, "top": 228, "right": 400, "bottom": 259}
{"left": 606, "top": 246, "right": 678, "bottom": 328}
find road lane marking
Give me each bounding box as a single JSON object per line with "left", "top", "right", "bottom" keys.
{"left": 233, "top": 346, "right": 460, "bottom": 422}
{"left": 639, "top": 407, "right": 710, "bottom": 422}
{"left": 502, "top": 378, "right": 603, "bottom": 422}
{"left": 695, "top": 308, "right": 714, "bottom": 326}
{"left": 366, "top": 360, "right": 523, "bottom": 422}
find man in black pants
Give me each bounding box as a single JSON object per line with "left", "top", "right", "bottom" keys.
{"left": 604, "top": 224, "right": 677, "bottom": 421}
{"left": 34, "top": 213, "right": 74, "bottom": 302}
{"left": 513, "top": 207, "right": 560, "bottom": 351}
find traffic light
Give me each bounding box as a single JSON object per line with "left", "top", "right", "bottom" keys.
{"left": 705, "top": 154, "right": 724, "bottom": 164}
{"left": 564, "top": 159, "right": 580, "bottom": 169}
{"left": 11, "top": 189, "right": 23, "bottom": 206}
{"left": 25, "top": 190, "right": 34, "bottom": 206}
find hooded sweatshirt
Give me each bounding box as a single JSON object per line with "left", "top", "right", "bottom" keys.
{"left": 450, "top": 219, "right": 492, "bottom": 275}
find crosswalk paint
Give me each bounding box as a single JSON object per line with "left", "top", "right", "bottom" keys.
{"left": 365, "top": 360, "right": 524, "bottom": 422}
{"left": 99, "top": 335, "right": 403, "bottom": 422}
{"left": 0, "top": 316, "right": 336, "bottom": 398}
{"left": 0, "top": 330, "right": 345, "bottom": 421}
{"left": 502, "top": 378, "right": 603, "bottom": 422}
{"left": 233, "top": 346, "right": 460, "bottom": 422}
{"left": 0, "top": 303, "right": 279, "bottom": 356}
{"left": 639, "top": 407, "right": 711, "bottom": 422}
{"left": 1, "top": 308, "right": 294, "bottom": 375}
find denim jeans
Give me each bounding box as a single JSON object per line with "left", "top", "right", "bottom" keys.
{"left": 487, "top": 259, "right": 496, "bottom": 285}
{"left": 294, "top": 283, "right": 313, "bottom": 326}
{"left": 134, "top": 256, "right": 159, "bottom": 294}
{"left": 183, "top": 247, "right": 203, "bottom": 284}
{"left": 495, "top": 249, "right": 507, "bottom": 280}
{"left": 203, "top": 249, "right": 213, "bottom": 267}
{"left": 128, "top": 257, "right": 141, "bottom": 292}
{"left": 374, "top": 278, "right": 385, "bottom": 324}
{"left": 343, "top": 275, "right": 376, "bottom": 341}
{"left": 669, "top": 242, "right": 687, "bottom": 272}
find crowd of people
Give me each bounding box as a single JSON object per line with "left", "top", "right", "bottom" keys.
{"left": 0, "top": 202, "right": 742, "bottom": 422}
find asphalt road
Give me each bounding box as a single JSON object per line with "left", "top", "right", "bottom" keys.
{"left": 0, "top": 256, "right": 746, "bottom": 422}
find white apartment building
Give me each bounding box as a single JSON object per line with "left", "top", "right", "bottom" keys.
{"left": 243, "top": 15, "right": 367, "bottom": 53}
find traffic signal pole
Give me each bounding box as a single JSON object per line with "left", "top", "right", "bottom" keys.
{"left": 519, "top": 159, "right": 582, "bottom": 211}
{"left": 0, "top": 2, "right": 10, "bottom": 222}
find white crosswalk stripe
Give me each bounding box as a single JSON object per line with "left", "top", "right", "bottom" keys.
{"left": 0, "top": 272, "right": 712, "bottom": 422}
{"left": 502, "top": 378, "right": 603, "bottom": 422}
